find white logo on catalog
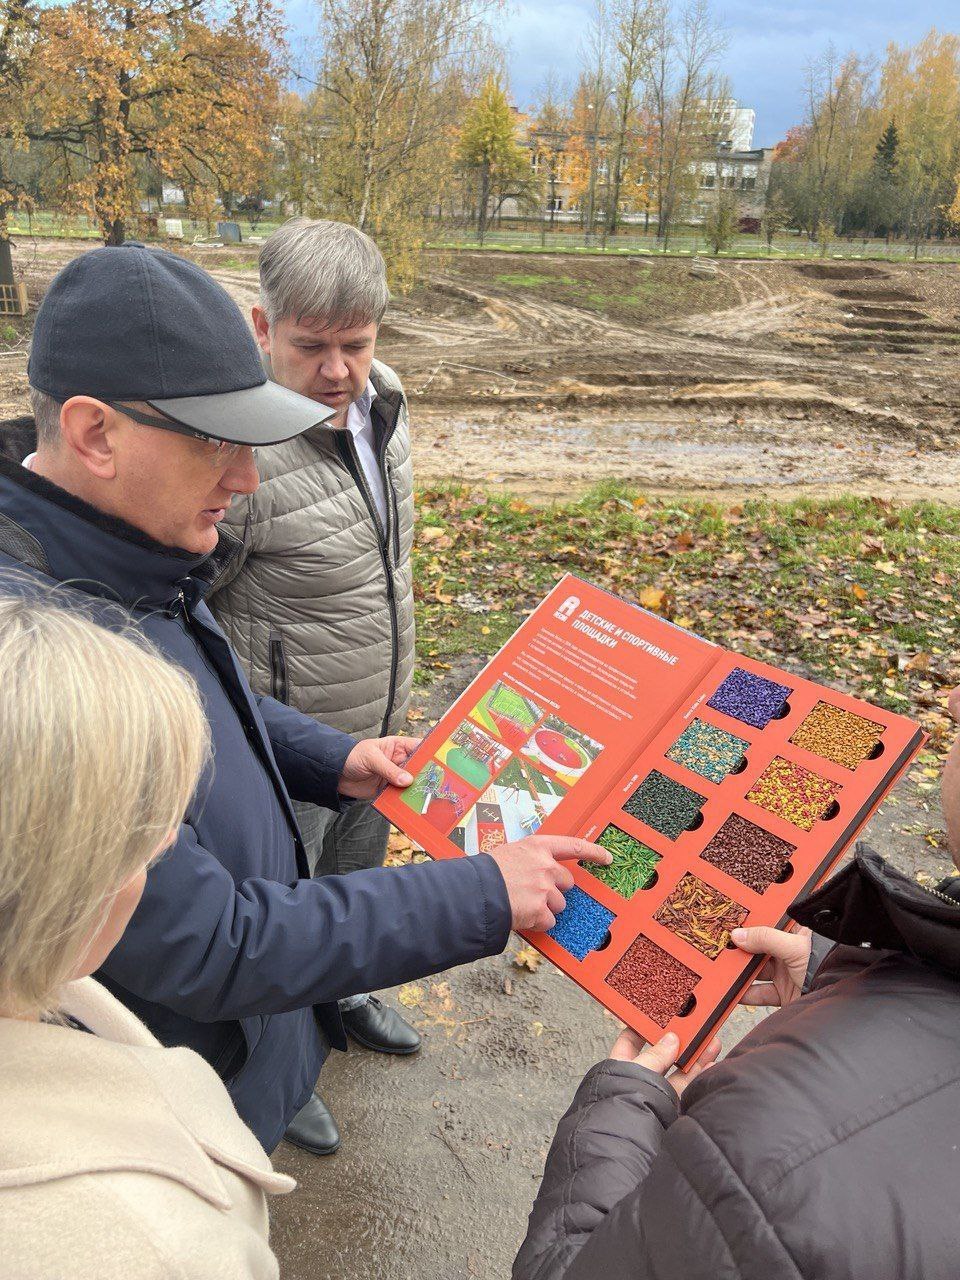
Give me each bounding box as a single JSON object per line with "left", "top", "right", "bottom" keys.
{"left": 554, "top": 595, "right": 580, "bottom": 623}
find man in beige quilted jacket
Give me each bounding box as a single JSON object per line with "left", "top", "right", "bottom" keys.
{"left": 210, "top": 218, "right": 420, "bottom": 1157}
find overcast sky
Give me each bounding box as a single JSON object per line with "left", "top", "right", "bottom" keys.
{"left": 287, "top": 1, "right": 955, "bottom": 148}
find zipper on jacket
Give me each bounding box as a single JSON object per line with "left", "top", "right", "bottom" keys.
{"left": 269, "top": 631, "right": 289, "bottom": 704}
{"left": 919, "top": 882, "right": 960, "bottom": 907}
{"left": 335, "top": 430, "right": 400, "bottom": 738}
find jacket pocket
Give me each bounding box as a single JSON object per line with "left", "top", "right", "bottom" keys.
{"left": 269, "top": 630, "right": 289, "bottom": 704}
{"left": 211, "top": 1021, "right": 248, "bottom": 1082}
{"left": 387, "top": 462, "right": 401, "bottom": 562}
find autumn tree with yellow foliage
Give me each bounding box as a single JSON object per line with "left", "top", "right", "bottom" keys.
{"left": 776, "top": 29, "right": 960, "bottom": 251}
{"left": 880, "top": 32, "right": 960, "bottom": 248}
{"left": 274, "top": 90, "right": 328, "bottom": 218}
{"left": 564, "top": 74, "right": 613, "bottom": 239}
{"left": 529, "top": 76, "right": 569, "bottom": 241}
{"left": 457, "top": 74, "right": 532, "bottom": 245}
{"left": 0, "top": 0, "right": 283, "bottom": 244}
{"left": 308, "top": 0, "right": 496, "bottom": 288}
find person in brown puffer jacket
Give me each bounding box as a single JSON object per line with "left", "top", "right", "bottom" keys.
{"left": 515, "top": 723, "right": 960, "bottom": 1280}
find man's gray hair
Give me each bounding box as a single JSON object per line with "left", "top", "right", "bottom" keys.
{"left": 258, "top": 218, "right": 390, "bottom": 329}
{"left": 29, "top": 387, "right": 63, "bottom": 450}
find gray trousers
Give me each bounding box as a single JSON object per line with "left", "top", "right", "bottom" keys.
{"left": 293, "top": 798, "right": 391, "bottom": 1012}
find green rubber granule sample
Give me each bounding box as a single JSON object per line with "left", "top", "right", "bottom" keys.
{"left": 624, "top": 771, "right": 706, "bottom": 840}
{"left": 588, "top": 824, "right": 662, "bottom": 898}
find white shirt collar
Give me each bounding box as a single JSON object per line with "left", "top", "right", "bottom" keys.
{"left": 345, "top": 380, "right": 377, "bottom": 436}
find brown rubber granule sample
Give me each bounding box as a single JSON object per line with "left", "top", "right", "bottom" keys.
{"left": 606, "top": 934, "right": 699, "bottom": 1028}
{"left": 699, "top": 814, "right": 796, "bottom": 894}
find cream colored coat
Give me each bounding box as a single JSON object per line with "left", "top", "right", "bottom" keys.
{"left": 0, "top": 978, "right": 295, "bottom": 1279}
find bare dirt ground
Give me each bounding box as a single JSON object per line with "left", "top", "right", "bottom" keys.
{"left": 4, "top": 239, "right": 960, "bottom": 501}
{"left": 379, "top": 251, "right": 960, "bottom": 501}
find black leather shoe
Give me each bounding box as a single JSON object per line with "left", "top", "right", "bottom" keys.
{"left": 283, "top": 1094, "right": 340, "bottom": 1156}
{"left": 341, "top": 996, "right": 422, "bottom": 1055}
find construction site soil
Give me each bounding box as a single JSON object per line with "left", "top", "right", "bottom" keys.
{"left": 2, "top": 239, "right": 960, "bottom": 500}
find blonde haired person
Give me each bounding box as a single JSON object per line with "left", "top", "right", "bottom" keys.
{"left": 0, "top": 596, "right": 294, "bottom": 1279}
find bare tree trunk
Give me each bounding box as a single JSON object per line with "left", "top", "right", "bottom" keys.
{"left": 607, "top": 0, "right": 654, "bottom": 235}
{"left": 477, "top": 162, "right": 490, "bottom": 245}
{"left": 579, "top": 0, "right": 610, "bottom": 244}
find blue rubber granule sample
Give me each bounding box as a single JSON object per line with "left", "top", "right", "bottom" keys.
{"left": 707, "top": 667, "right": 792, "bottom": 730}
{"left": 548, "top": 885, "right": 615, "bottom": 961}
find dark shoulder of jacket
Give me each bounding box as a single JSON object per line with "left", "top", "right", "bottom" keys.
{"left": 0, "top": 545, "right": 134, "bottom": 639}
{"left": 0, "top": 416, "right": 38, "bottom": 465}
{"left": 0, "top": 515, "right": 50, "bottom": 576}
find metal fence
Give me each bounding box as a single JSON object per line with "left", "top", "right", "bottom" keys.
{"left": 6, "top": 210, "right": 283, "bottom": 244}
{"left": 433, "top": 225, "right": 960, "bottom": 262}
{"left": 9, "top": 209, "right": 960, "bottom": 264}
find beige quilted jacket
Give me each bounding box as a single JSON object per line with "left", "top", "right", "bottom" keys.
{"left": 210, "top": 359, "right": 415, "bottom": 741}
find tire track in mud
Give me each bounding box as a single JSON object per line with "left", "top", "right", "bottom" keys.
{"left": 152, "top": 257, "right": 960, "bottom": 499}
{"left": 9, "top": 242, "right": 953, "bottom": 502}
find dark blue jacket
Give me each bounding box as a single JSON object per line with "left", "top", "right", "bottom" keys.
{"left": 0, "top": 456, "right": 512, "bottom": 1150}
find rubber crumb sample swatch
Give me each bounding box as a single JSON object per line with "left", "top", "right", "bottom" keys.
{"left": 707, "top": 667, "right": 792, "bottom": 729}
{"left": 548, "top": 885, "right": 615, "bottom": 961}
{"left": 623, "top": 770, "right": 706, "bottom": 839}
{"left": 666, "top": 719, "right": 749, "bottom": 783}
{"left": 606, "top": 935, "right": 699, "bottom": 1027}
{"left": 746, "top": 757, "right": 841, "bottom": 832}
{"left": 699, "top": 814, "right": 796, "bottom": 894}
{"left": 589, "top": 824, "right": 662, "bottom": 897}
{"left": 789, "top": 701, "right": 884, "bottom": 770}
{"left": 654, "top": 872, "right": 748, "bottom": 959}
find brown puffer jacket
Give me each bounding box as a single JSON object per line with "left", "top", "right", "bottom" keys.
{"left": 514, "top": 844, "right": 960, "bottom": 1280}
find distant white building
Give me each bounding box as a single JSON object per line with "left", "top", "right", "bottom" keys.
{"left": 480, "top": 96, "right": 769, "bottom": 226}
{"left": 708, "top": 99, "right": 756, "bottom": 152}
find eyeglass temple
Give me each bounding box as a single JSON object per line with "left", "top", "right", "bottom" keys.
{"left": 107, "top": 400, "right": 210, "bottom": 442}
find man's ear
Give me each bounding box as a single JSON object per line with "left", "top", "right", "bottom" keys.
{"left": 59, "top": 397, "right": 118, "bottom": 480}
{"left": 251, "top": 306, "right": 272, "bottom": 355}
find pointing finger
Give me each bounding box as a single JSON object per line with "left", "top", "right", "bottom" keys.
{"left": 541, "top": 836, "right": 612, "bottom": 866}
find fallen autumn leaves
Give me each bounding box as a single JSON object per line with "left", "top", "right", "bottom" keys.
{"left": 412, "top": 484, "right": 960, "bottom": 763}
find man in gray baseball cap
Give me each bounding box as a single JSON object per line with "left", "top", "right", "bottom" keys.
{"left": 0, "top": 241, "right": 602, "bottom": 1155}
{"left": 24, "top": 240, "right": 333, "bottom": 555}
